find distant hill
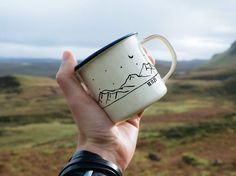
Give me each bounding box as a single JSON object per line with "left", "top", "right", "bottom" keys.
{"left": 182, "top": 40, "right": 236, "bottom": 81}
{"left": 206, "top": 41, "right": 236, "bottom": 67}
{"left": 156, "top": 59, "right": 207, "bottom": 71}
{"left": 0, "top": 58, "right": 60, "bottom": 77}
{"left": 0, "top": 58, "right": 208, "bottom": 77}
{"left": 155, "top": 59, "right": 207, "bottom": 77}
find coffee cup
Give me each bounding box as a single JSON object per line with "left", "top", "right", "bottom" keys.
{"left": 75, "top": 33, "right": 177, "bottom": 122}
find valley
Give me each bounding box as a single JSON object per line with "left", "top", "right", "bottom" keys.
{"left": 0, "top": 41, "right": 236, "bottom": 176}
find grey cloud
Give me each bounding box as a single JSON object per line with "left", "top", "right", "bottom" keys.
{"left": 0, "top": 0, "right": 236, "bottom": 59}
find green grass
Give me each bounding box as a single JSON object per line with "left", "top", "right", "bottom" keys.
{"left": 145, "top": 98, "right": 215, "bottom": 116}
{"left": 0, "top": 97, "right": 67, "bottom": 116}
{"left": 15, "top": 74, "right": 56, "bottom": 87}
{"left": 182, "top": 152, "right": 210, "bottom": 168}
{"left": 207, "top": 41, "right": 236, "bottom": 67}
{"left": 0, "top": 75, "right": 70, "bottom": 127}
{"left": 159, "top": 113, "right": 236, "bottom": 140}
{"left": 139, "top": 122, "right": 186, "bottom": 140}
{"left": 0, "top": 122, "right": 77, "bottom": 149}
{"left": 1, "top": 73, "right": 236, "bottom": 176}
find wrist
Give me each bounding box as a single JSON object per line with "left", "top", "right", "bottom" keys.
{"left": 76, "top": 144, "right": 125, "bottom": 172}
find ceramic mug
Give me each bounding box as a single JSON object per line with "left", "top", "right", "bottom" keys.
{"left": 74, "top": 33, "right": 177, "bottom": 122}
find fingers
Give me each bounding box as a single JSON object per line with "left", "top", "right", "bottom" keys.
{"left": 137, "top": 110, "right": 145, "bottom": 117}
{"left": 125, "top": 48, "right": 156, "bottom": 128}
{"left": 125, "top": 110, "right": 144, "bottom": 128}
{"left": 57, "top": 51, "right": 77, "bottom": 82}
{"left": 56, "top": 51, "right": 89, "bottom": 103}
{"left": 143, "top": 48, "right": 156, "bottom": 65}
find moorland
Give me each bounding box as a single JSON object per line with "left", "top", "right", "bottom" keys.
{"left": 0, "top": 41, "right": 236, "bottom": 176}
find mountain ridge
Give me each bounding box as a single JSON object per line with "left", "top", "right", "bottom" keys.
{"left": 205, "top": 40, "right": 236, "bottom": 68}
{"left": 98, "top": 63, "right": 158, "bottom": 108}
{"left": 0, "top": 58, "right": 208, "bottom": 77}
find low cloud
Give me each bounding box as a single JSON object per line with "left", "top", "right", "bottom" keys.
{"left": 0, "top": 43, "right": 98, "bottom": 60}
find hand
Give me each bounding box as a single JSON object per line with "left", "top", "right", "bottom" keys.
{"left": 56, "top": 50, "right": 155, "bottom": 171}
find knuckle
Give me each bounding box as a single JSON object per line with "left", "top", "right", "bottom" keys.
{"left": 56, "top": 72, "right": 65, "bottom": 85}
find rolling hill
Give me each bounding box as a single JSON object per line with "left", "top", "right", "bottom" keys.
{"left": 0, "top": 58, "right": 208, "bottom": 77}
{"left": 0, "top": 63, "right": 236, "bottom": 176}
{"left": 0, "top": 58, "right": 60, "bottom": 77}
{"left": 175, "top": 40, "right": 236, "bottom": 82}
{"left": 0, "top": 74, "right": 70, "bottom": 125}
{"left": 206, "top": 40, "right": 236, "bottom": 68}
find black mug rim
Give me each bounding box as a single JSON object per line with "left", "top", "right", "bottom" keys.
{"left": 74, "top": 32, "right": 138, "bottom": 71}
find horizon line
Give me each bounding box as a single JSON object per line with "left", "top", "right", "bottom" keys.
{"left": 0, "top": 57, "right": 210, "bottom": 61}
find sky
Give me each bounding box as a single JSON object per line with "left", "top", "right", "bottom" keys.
{"left": 0, "top": 0, "right": 236, "bottom": 61}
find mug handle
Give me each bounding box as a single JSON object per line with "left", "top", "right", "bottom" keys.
{"left": 140, "top": 34, "right": 177, "bottom": 82}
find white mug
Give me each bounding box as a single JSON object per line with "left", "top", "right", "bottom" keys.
{"left": 75, "top": 33, "right": 177, "bottom": 122}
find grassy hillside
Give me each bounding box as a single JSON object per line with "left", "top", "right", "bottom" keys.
{"left": 0, "top": 75, "right": 71, "bottom": 125}
{"left": 172, "top": 63, "right": 236, "bottom": 103}
{"left": 206, "top": 41, "right": 236, "bottom": 68}
{"left": 1, "top": 39, "right": 236, "bottom": 176}
{"left": 0, "top": 72, "right": 236, "bottom": 176}
{"left": 186, "top": 40, "right": 236, "bottom": 90}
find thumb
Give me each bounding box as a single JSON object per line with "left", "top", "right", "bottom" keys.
{"left": 57, "top": 50, "right": 77, "bottom": 78}
{"left": 56, "top": 51, "right": 88, "bottom": 102}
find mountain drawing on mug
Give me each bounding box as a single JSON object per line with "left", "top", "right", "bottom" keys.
{"left": 98, "top": 62, "right": 158, "bottom": 108}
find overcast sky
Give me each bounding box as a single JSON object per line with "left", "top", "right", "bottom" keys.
{"left": 0, "top": 0, "right": 236, "bottom": 60}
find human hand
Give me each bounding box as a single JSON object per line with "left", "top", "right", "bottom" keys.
{"left": 56, "top": 50, "right": 155, "bottom": 171}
